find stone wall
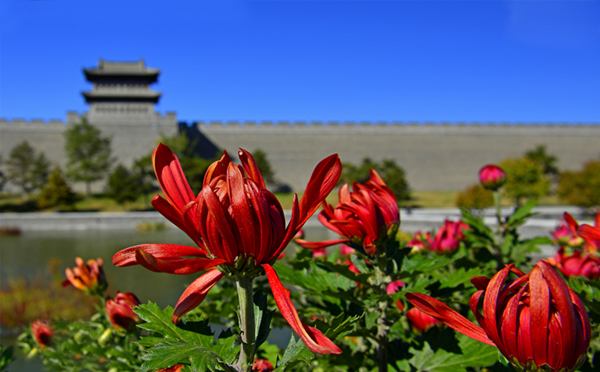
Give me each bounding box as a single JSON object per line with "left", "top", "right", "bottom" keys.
{"left": 2, "top": 116, "right": 599, "bottom": 193}
{"left": 0, "top": 112, "right": 177, "bottom": 192}
{"left": 198, "top": 121, "right": 600, "bottom": 192}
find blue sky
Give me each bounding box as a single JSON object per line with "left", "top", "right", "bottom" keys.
{"left": 1, "top": 0, "right": 599, "bottom": 123}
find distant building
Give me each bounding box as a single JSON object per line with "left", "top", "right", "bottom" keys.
{"left": 82, "top": 59, "right": 164, "bottom": 125}
{"left": 1, "top": 59, "right": 599, "bottom": 194}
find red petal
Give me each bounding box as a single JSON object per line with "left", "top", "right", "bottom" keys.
{"left": 536, "top": 261, "right": 577, "bottom": 366}
{"left": 263, "top": 264, "right": 342, "bottom": 354}
{"left": 113, "top": 244, "right": 209, "bottom": 267}
{"left": 481, "top": 265, "right": 513, "bottom": 357}
{"left": 296, "top": 154, "right": 342, "bottom": 231}
{"left": 227, "top": 163, "right": 258, "bottom": 258}
{"left": 151, "top": 195, "right": 203, "bottom": 247}
{"left": 470, "top": 276, "right": 491, "bottom": 291}
{"left": 238, "top": 149, "right": 266, "bottom": 189}
{"left": 153, "top": 144, "right": 195, "bottom": 210}
{"left": 133, "top": 249, "right": 225, "bottom": 275}
{"left": 564, "top": 212, "right": 580, "bottom": 233}
{"left": 579, "top": 224, "right": 600, "bottom": 250}
{"left": 406, "top": 292, "right": 495, "bottom": 346}
{"left": 203, "top": 151, "right": 231, "bottom": 186}
{"left": 172, "top": 269, "right": 224, "bottom": 324}
{"left": 268, "top": 194, "right": 301, "bottom": 262}
{"left": 295, "top": 238, "right": 350, "bottom": 250}
{"left": 529, "top": 265, "right": 550, "bottom": 366}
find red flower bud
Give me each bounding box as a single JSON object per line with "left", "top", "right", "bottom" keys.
{"left": 31, "top": 320, "right": 53, "bottom": 349}
{"left": 478, "top": 164, "right": 506, "bottom": 191}
{"left": 252, "top": 359, "right": 274, "bottom": 372}
{"left": 106, "top": 291, "right": 140, "bottom": 332}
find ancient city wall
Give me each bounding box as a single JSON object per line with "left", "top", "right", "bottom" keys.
{"left": 197, "top": 121, "right": 600, "bottom": 192}
{"left": 0, "top": 112, "right": 177, "bottom": 191}
{"left": 2, "top": 116, "right": 599, "bottom": 193}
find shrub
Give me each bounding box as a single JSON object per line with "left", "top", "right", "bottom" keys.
{"left": 455, "top": 183, "right": 493, "bottom": 210}
{"left": 106, "top": 164, "right": 141, "bottom": 207}
{"left": 37, "top": 166, "right": 76, "bottom": 210}
{"left": 557, "top": 159, "right": 600, "bottom": 210}
{"left": 499, "top": 157, "right": 550, "bottom": 206}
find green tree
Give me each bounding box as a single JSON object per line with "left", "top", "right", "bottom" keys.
{"left": 499, "top": 157, "right": 550, "bottom": 207}
{"left": 64, "top": 119, "right": 114, "bottom": 197}
{"left": 557, "top": 159, "right": 600, "bottom": 211}
{"left": 251, "top": 148, "right": 276, "bottom": 186}
{"left": 525, "top": 144, "right": 559, "bottom": 177}
{"left": 106, "top": 164, "right": 141, "bottom": 208}
{"left": 340, "top": 157, "right": 411, "bottom": 203}
{"left": 132, "top": 154, "right": 158, "bottom": 207}
{"left": 6, "top": 141, "right": 50, "bottom": 200}
{"left": 38, "top": 166, "right": 76, "bottom": 210}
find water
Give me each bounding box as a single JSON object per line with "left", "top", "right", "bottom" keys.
{"left": 0, "top": 225, "right": 333, "bottom": 371}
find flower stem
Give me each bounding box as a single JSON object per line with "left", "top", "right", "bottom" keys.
{"left": 373, "top": 257, "right": 389, "bottom": 372}
{"left": 493, "top": 190, "right": 502, "bottom": 228}
{"left": 236, "top": 276, "right": 256, "bottom": 372}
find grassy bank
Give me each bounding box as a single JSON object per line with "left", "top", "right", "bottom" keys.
{"left": 1, "top": 190, "right": 566, "bottom": 213}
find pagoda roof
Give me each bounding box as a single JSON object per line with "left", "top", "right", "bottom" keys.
{"left": 82, "top": 90, "right": 162, "bottom": 103}
{"left": 84, "top": 59, "right": 160, "bottom": 80}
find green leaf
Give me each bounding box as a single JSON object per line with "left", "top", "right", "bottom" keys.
{"left": 438, "top": 267, "right": 482, "bottom": 289}
{"left": 506, "top": 200, "right": 537, "bottom": 228}
{"left": 274, "top": 334, "right": 313, "bottom": 371}
{"left": 140, "top": 342, "right": 216, "bottom": 372}
{"left": 400, "top": 254, "right": 455, "bottom": 277}
{"left": 409, "top": 334, "right": 498, "bottom": 372}
{"left": 254, "top": 291, "right": 275, "bottom": 351}
{"left": 316, "top": 260, "right": 371, "bottom": 285}
{"left": 135, "top": 303, "right": 239, "bottom": 372}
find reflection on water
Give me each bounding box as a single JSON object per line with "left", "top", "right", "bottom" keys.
{"left": 0, "top": 225, "right": 333, "bottom": 371}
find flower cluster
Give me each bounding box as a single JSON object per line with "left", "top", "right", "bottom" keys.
{"left": 62, "top": 257, "right": 107, "bottom": 296}
{"left": 296, "top": 169, "right": 400, "bottom": 257}
{"left": 407, "top": 220, "right": 469, "bottom": 254}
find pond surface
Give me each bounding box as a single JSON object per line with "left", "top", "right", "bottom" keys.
{"left": 0, "top": 225, "right": 334, "bottom": 371}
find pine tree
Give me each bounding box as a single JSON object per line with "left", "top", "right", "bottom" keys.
{"left": 6, "top": 141, "right": 50, "bottom": 200}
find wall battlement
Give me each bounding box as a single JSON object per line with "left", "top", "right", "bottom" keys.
{"left": 197, "top": 120, "right": 598, "bottom": 128}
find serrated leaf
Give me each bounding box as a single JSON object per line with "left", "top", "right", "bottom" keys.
{"left": 135, "top": 302, "right": 214, "bottom": 347}
{"left": 438, "top": 268, "right": 481, "bottom": 289}
{"left": 409, "top": 334, "right": 498, "bottom": 372}
{"left": 140, "top": 342, "right": 216, "bottom": 372}
{"left": 274, "top": 334, "right": 313, "bottom": 371}
{"left": 400, "top": 254, "right": 455, "bottom": 277}
{"left": 323, "top": 313, "right": 361, "bottom": 340}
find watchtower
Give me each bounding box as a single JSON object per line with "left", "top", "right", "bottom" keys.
{"left": 82, "top": 59, "right": 163, "bottom": 124}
